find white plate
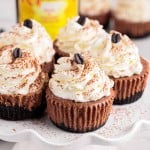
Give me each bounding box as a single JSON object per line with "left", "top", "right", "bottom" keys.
{"left": 0, "top": 82, "right": 150, "bottom": 146}
{"left": 0, "top": 37, "right": 150, "bottom": 149}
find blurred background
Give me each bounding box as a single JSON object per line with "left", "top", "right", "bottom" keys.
{"left": 0, "top": 0, "right": 16, "bottom": 30}
{"left": 0, "top": 0, "right": 149, "bottom": 59}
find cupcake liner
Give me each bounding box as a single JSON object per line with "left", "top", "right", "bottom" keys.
{"left": 80, "top": 11, "right": 111, "bottom": 29}
{"left": 112, "top": 57, "right": 149, "bottom": 105}
{"left": 46, "top": 88, "right": 115, "bottom": 133}
{"left": 113, "top": 16, "right": 150, "bottom": 38}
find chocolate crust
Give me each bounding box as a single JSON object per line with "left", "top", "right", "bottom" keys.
{"left": 113, "top": 16, "right": 150, "bottom": 38}
{"left": 46, "top": 88, "right": 115, "bottom": 133}
{"left": 79, "top": 11, "right": 111, "bottom": 29}
{"left": 0, "top": 99, "right": 46, "bottom": 121}
{"left": 113, "top": 91, "right": 144, "bottom": 105}
{"left": 51, "top": 119, "right": 107, "bottom": 133}
{"left": 112, "top": 57, "right": 149, "bottom": 105}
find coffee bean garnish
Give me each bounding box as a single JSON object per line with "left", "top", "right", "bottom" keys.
{"left": 23, "top": 19, "right": 33, "bottom": 29}
{"left": 74, "top": 53, "right": 84, "bottom": 64}
{"left": 111, "top": 33, "right": 121, "bottom": 43}
{"left": 0, "top": 28, "right": 4, "bottom": 33}
{"left": 77, "top": 16, "right": 86, "bottom": 26}
{"left": 13, "top": 48, "right": 22, "bottom": 59}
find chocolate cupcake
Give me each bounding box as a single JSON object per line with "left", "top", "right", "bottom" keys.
{"left": 79, "top": 0, "right": 111, "bottom": 28}
{"left": 112, "top": 0, "right": 150, "bottom": 38}
{"left": 0, "top": 19, "right": 55, "bottom": 74}
{"left": 98, "top": 31, "right": 149, "bottom": 104}
{"left": 46, "top": 54, "right": 115, "bottom": 133}
{"left": 0, "top": 45, "right": 47, "bottom": 120}
{"left": 54, "top": 16, "right": 111, "bottom": 59}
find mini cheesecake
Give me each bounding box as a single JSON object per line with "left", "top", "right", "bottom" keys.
{"left": 98, "top": 31, "right": 149, "bottom": 104}
{"left": 53, "top": 16, "right": 111, "bottom": 60}
{"left": 0, "top": 19, "right": 55, "bottom": 74}
{"left": 46, "top": 54, "right": 115, "bottom": 132}
{"left": 0, "top": 45, "right": 47, "bottom": 120}
{"left": 112, "top": 0, "right": 150, "bottom": 38}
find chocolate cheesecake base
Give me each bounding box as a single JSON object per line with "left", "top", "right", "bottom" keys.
{"left": 46, "top": 88, "right": 115, "bottom": 133}
{"left": 112, "top": 57, "right": 149, "bottom": 105}
{"left": 51, "top": 119, "right": 107, "bottom": 133}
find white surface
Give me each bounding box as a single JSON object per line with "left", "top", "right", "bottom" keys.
{"left": 134, "top": 37, "right": 150, "bottom": 60}
{"left": 0, "top": 0, "right": 150, "bottom": 150}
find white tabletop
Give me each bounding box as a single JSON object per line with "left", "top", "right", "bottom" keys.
{"left": 0, "top": 0, "right": 150, "bottom": 150}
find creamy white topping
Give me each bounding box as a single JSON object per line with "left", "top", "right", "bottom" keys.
{"left": 98, "top": 31, "right": 143, "bottom": 78}
{"left": 49, "top": 54, "right": 114, "bottom": 102}
{"left": 0, "top": 45, "right": 42, "bottom": 95}
{"left": 56, "top": 17, "right": 111, "bottom": 58}
{"left": 0, "top": 19, "right": 55, "bottom": 64}
{"left": 80, "top": 0, "right": 110, "bottom": 16}
{"left": 113, "top": 0, "right": 150, "bottom": 22}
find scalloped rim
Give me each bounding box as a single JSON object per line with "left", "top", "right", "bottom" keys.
{"left": 0, "top": 120, "right": 150, "bottom": 148}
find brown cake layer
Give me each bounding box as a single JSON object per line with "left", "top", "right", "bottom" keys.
{"left": 80, "top": 11, "right": 110, "bottom": 29}
{"left": 112, "top": 57, "right": 149, "bottom": 105}
{"left": 0, "top": 86, "right": 45, "bottom": 111}
{"left": 113, "top": 16, "right": 150, "bottom": 38}
{"left": 41, "top": 56, "right": 55, "bottom": 74}
{"left": 46, "top": 88, "right": 115, "bottom": 133}
{"left": 53, "top": 40, "right": 69, "bottom": 61}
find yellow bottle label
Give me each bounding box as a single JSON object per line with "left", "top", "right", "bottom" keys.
{"left": 17, "top": 0, "right": 78, "bottom": 39}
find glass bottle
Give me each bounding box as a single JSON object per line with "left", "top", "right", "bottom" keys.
{"left": 16, "top": 0, "right": 79, "bottom": 39}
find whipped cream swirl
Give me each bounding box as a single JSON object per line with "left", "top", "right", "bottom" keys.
{"left": 0, "top": 45, "right": 42, "bottom": 95}
{"left": 80, "top": 0, "right": 110, "bottom": 16}
{"left": 49, "top": 54, "right": 114, "bottom": 102}
{"left": 98, "top": 31, "right": 143, "bottom": 78}
{"left": 56, "top": 17, "right": 111, "bottom": 58}
{"left": 0, "top": 19, "right": 55, "bottom": 64}
{"left": 113, "top": 0, "right": 150, "bottom": 22}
